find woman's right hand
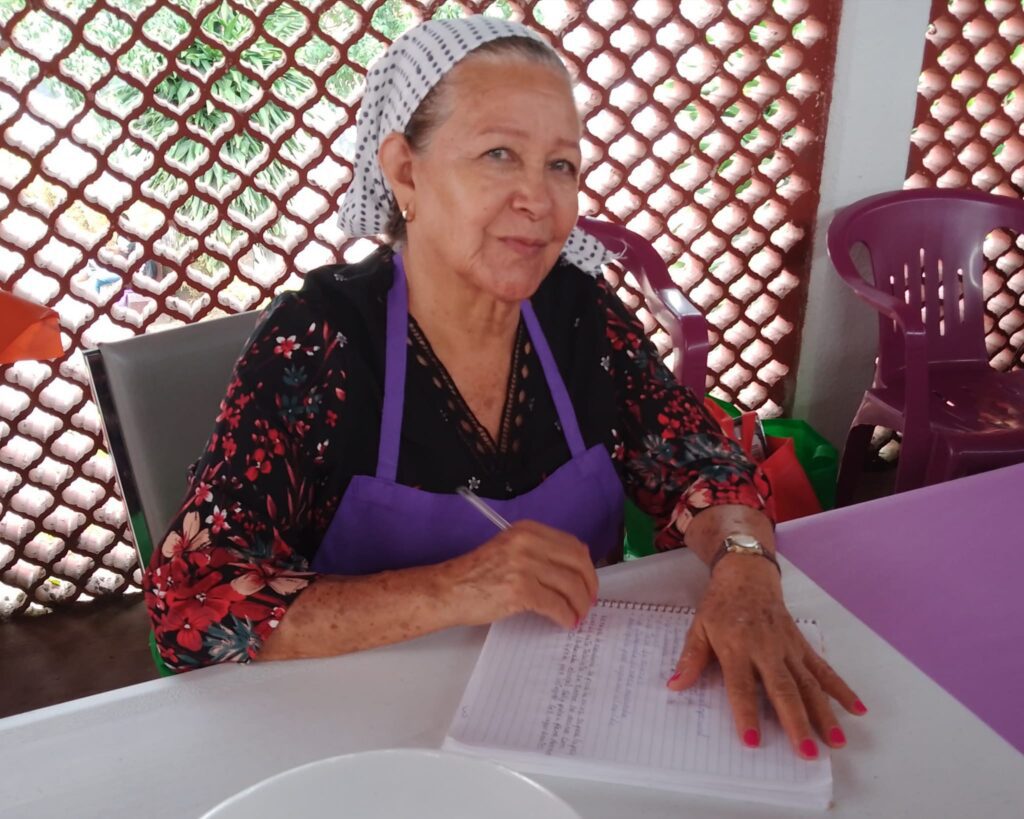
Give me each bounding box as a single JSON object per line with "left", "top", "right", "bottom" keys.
{"left": 439, "top": 520, "right": 599, "bottom": 630}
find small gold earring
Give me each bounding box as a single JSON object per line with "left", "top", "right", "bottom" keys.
{"left": 401, "top": 205, "right": 414, "bottom": 223}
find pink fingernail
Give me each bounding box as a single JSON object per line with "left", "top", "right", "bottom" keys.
{"left": 742, "top": 728, "right": 760, "bottom": 748}
{"left": 666, "top": 671, "right": 681, "bottom": 687}
{"left": 828, "top": 727, "right": 847, "bottom": 746}
{"left": 853, "top": 699, "right": 868, "bottom": 715}
{"left": 799, "top": 738, "right": 819, "bottom": 759}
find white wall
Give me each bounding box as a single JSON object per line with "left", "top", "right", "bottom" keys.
{"left": 790, "top": 0, "right": 933, "bottom": 446}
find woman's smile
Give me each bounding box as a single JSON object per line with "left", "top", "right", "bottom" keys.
{"left": 500, "top": 236, "right": 549, "bottom": 257}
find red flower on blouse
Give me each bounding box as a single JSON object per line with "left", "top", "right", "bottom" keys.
{"left": 216, "top": 404, "right": 241, "bottom": 430}
{"left": 162, "top": 573, "right": 245, "bottom": 651}
{"left": 192, "top": 481, "right": 214, "bottom": 506}
{"left": 274, "top": 335, "right": 299, "bottom": 358}
{"left": 244, "top": 448, "right": 274, "bottom": 482}
{"left": 206, "top": 506, "right": 230, "bottom": 534}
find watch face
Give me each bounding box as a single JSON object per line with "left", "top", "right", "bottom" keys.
{"left": 725, "top": 534, "right": 763, "bottom": 554}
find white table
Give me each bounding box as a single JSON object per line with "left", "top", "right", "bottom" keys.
{"left": 2, "top": 544, "right": 1023, "bottom": 818}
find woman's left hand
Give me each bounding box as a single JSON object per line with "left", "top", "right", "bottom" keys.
{"left": 666, "top": 555, "right": 866, "bottom": 759}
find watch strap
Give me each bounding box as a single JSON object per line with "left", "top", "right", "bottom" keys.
{"left": 709, "top": 539, "right": 781, "bottom": 575}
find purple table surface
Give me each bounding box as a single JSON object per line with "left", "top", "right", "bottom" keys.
{"left": 777, "top": 462, "right": 1024, "bottom": 756}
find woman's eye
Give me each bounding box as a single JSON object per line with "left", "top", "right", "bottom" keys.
{"left": 485, "top": 148, "right": 511, "bottom": 160}
{"left": 551, "top": 159, "right": 578, "bottom": 175}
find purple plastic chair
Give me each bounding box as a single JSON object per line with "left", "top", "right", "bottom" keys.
{"left": 578, "top": 216, "right": 709, "bottom": 396}
{"left": 828, "top": 188, "right": 1024, "bottom": 504}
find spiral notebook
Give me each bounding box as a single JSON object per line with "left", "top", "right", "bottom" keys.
{"left": 444, "top": 599, "right": 831, "bottom": 810}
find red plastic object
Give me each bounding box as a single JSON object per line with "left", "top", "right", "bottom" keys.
{"left": 0, "top": 290, "right": 63, "bottom": 364}
{"left": 827, "top": 188, "right": 1024, "bottom": 503}
{"left": 577, "top": 217, "right": 709, "bottom": 397}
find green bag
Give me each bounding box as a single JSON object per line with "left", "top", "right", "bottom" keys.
{"left": 623, "top": 496, "right": 657, "bottom": 560}
{"left": 622, "top": 399, "right": 839, "bottom": 560}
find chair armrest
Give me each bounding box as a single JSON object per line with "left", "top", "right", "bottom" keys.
{"left": 640, "top": 283, "right": 709, "bottom": 396}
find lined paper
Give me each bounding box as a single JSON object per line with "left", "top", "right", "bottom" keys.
{"left": 446, "top": 600, "right": 831, "bottom": 809}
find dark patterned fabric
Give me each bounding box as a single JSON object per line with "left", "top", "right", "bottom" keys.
{"left": 144, "top": 248, "right": 771, "bottom": 670}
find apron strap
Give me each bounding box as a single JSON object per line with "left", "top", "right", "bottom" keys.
{"left": 521, "top": 301, "right": 587, "bottom": 457}
{"left": 377, "top": 253, "right": 409, "bottom": 481}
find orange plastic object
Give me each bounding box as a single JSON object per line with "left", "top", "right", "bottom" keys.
{"left": 0, "top": 290, "right": 63, "bottom": 365}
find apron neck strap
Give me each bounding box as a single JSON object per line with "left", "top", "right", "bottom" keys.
{"left": 520, "top": 301, "right": 586, "bottom": 456}
{"left": 377, "top": 253, "right": 409, "bottom": 481}
{"left": 378, "top": 256, "right": 587, "bottom": 480}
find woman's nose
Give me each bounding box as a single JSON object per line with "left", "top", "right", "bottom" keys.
{"left": 511, "top": 169, "right": 554, "bottom": 219}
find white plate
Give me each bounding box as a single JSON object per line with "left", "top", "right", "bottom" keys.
{"left": 200, "top": 748, "right": 581, "bottom": 819}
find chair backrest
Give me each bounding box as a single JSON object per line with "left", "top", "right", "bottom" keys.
{"left": 85, "top": 311, "right": 259, "bottom": 565}
{"left": 827, "top": 188, "right": 1024, "bottom": 386}
{"left": 577, "top": 217, "right": 709, "bottom": 396}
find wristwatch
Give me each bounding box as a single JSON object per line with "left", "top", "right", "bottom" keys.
{"left": 709, "top": 533, "right": 781, "bottom": 574}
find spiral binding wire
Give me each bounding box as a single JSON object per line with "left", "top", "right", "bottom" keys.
{"left": 597, "top": 599, "right": 696, "bottom": 616}
{"left": 596, "top": 598, "right": 817, "bottom": 626}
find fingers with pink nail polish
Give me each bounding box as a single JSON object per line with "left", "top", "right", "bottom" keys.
{"left": 799, "top": 738, "right": 819, "bottom": 760}
{"left": 828, "top": 726, "right": 847, "bottom": 747}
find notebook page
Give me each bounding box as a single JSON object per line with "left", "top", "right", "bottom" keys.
{"left": 447, "top": 600, "right": 830, "bottom": 794}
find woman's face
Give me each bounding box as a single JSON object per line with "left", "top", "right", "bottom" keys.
{"left": 402, "top": 57, "right": 582, "bottom": 303}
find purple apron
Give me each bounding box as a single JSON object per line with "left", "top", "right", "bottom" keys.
{"left": 311, "top": 254, "right": 624, "bottom": 575}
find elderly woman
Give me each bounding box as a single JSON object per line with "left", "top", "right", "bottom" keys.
{"left": 145, "top": 16, "right": 864, "bottom": 761}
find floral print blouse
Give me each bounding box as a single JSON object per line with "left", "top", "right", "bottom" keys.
{"left": 144, "top": 248, "right": 771, "bottom": 670}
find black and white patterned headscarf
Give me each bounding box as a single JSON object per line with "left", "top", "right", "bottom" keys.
{"left": 336, "top": 15, "right": 613, "bottom": 275}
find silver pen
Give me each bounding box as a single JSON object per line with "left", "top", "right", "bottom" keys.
{"left": 456, "top": 486, "right": 512, "bottom": 531}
